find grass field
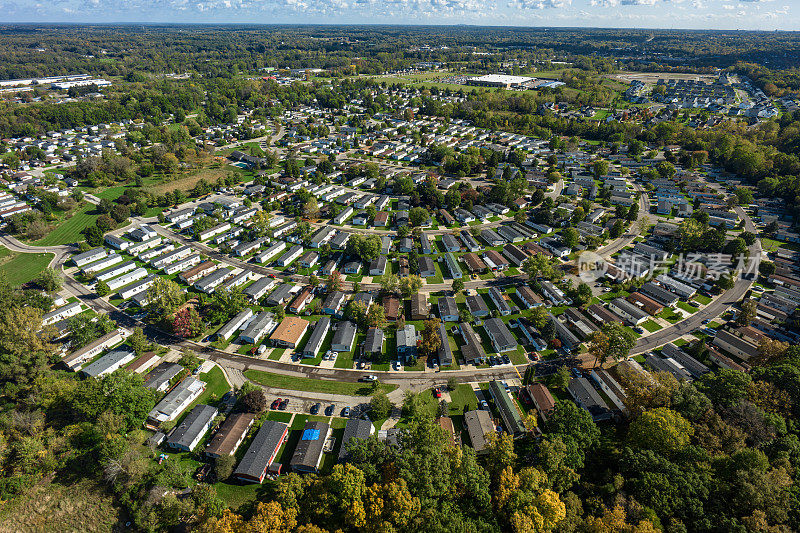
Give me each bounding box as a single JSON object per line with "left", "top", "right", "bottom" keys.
{"left": 244, "top": 369, "right": 397, "bottom": 396}
{"left": 34, "top": 203, "right": 98, "bottom": 246}
{"left": 0, "top": 247, "right": 53, "bottom": 286}
{"left": 642, "top": 319, "right": 663, "bottom": 333}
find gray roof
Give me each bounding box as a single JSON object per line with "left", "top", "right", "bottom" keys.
{"left": 438, "top": 296, "right": 459, "bottom": 318}
{"left": 364, "top": 327, "right": 385, "bottom": 354}
{"left": 338, "top": 418, "right": 374, "bottom": 461}
{"left": 234, "top": 420, "right": 289, "bottom": 481}
{"left": 332, "top": 321, "right": 357, "bottom": 350}
{"left": 166, "top": 404, "right": 218, "bottom": 450}
{"left": 266, "top": 283, "right": 293, "bottom": 305}
{"left": 466, "top": 294, "right": 489, "bottom": 314}
{"left": 484, "top": 317, "right": 517, "bottom": 351}
{"left": 397, "top": 324, "right": 417, "bottom": 348}
{"left": 568, "top": 377, "right": 611, "bottom": 420}
{"left": 303, "top": 316, "right": 331, "bottom": 356}
{"left": 290, "top": 421, "right": 329, "bottom": 472}
{"left": 144, "top": 362, "right": 183, "bottom": 390}
{"left": 80, "top": 348, "right": 134, "bottom": 378}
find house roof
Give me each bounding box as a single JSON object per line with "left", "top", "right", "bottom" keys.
{"left": 270, "top": 317, "right": 310, "bottom": 346}
{"left": 290, "top": 421, "right": 329, "bottom": 471}
{"left": 205, "top": 412, "right": 255, "bottom": 457}
{"left": 234, "top": 420, "right": 288, "bottom": 481}
{"left": 364, "top": 327, "right": 385, "bottom": 354}
{"left": 464, "top": 409, "right": 494, "bottom": 452}
{"left": 166, "top": 404, "right": 218, "bottom": 449}
{"left": 338, "top": 419, "right": 375, "bottom": 461}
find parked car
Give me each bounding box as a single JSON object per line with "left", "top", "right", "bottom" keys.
{"left": 342, "top": 406, "right": 351, "bottom": 417}
{"left": 271, "top": 398, "right": 282, "bottom": 410}
{"left": 325, "top": 404, "right": 335, "bottom": 416}
{"left": 433, "top": 387, "right": 442, "bottom": 399}
{"left": 479, "top": 400, "right": 489, "bottom": 410}
{"left": 310, "top": 403, "right": 321, "bottom": 415}
{"left": 279, "top": 399, "right": 289, "bottom": 410}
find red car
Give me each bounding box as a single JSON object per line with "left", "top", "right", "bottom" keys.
{"left": 433, "top": 387, "right": 442, "bottom": 399}
{"left": 271, "top": 398, "right": 282, "bottom": 410}
{"left": 268, "top": 273, "right": 276, "bottom": 279}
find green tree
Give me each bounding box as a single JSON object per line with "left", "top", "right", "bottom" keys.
{"left": 146, "top": 277, "right": 186, "bottom": 322}
{"left": 627, "top": 407, "right": 693, "bottom": 456}
{"left": 370, "top": 392, "right": 392, "bottom": 419}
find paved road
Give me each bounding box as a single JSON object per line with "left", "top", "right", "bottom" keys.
{"left": 595, "top": 182, "right": 650, "bottom": 259}
{"left": 631, "top": 204, "right": 761, "bottom": 354}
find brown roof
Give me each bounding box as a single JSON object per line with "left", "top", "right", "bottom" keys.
{"left": 526, "top": 383, "right": 555, "bottom": 418}
{"left": 126, "top": 351, "right": 160, "bottom": 374}
{"left": 180, "top": 261, "right": 216, "bottom": 281}
{"left": 383, "top": 296, "right": 400, "bottom": 320}
{"left": 410, "top": 293, "right": 429, "bottom": 319}
{"left": 288, "top": 286, "right": 313, "bottom": 312}
{"left": 523, "top": 241, "right": 552, "bottom": 257}
{"left": 484, "top": 249, "right": 508, "bottom": 266}
{"left": 627, "top": 292, "right": 663, "bottom": 315}
{"left": 205, "top": 412, "right": 255, "bottom": 457}
{"left": 463, "top": 253, "right": 487, "bottom": 273}
{"left": 270, "top": 317, "right": 310, "bottom": 346}
{"left": 517, "top": 286, "right": 542, "bottom": 305}
{"left": 437, "top": 417, "right": 457, "bottom": 447}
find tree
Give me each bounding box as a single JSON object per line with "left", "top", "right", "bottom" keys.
{"left": 587, "top": 330, "right": 610, "bottom": 368}
{"left": 716, "top": 273, "right": 735, "bottom": 291}
{"left": 599, "top": 322, "right": 637, "bottom": 363}
{"left": 522, "top": 254, "right": 555, "bottom": 281}
{"left": 328, "top": 271, "right": 343, "bottom": 293}
{"left": 240, "top": 389, "right": 267, "bottom": 413}
{"left": 34, "top": 268, "right": 62, "bottom": 292}
{"left": 129, "top": 327, "right": 150, "bottom": 355}
{"left": 409, "top": 206, "right": 430, "bottom": 227}
{"left": 628, "top": 407, "right": 693, "bottom": 457}
{"left": 178, "top": 350, "right": 200, "bottom": 370}
{"left": 592, "top": 159, "right": 609, "bottom": 179}
{"left": 380, "top": 273, "right": 399, "bottom": 295}
{"left": 737, "top": 299, "right": 757, "bottom": 327}
{"left": 420, "top": 319, "right": 441, "bottom": 358}
{"left": 302, "top": 197, "right": 320, "bottom": 219}
{"left": 561, "top": 227, "right": 579, "bottom": 249}
{"left": 95, "top": 280, "right": 111, "bottom": 296}
{"left": 451, "top": 278, "right": 465, "bottom": 295}
{"left": 370, "top": 392, "right": 392, "bottom": 419}
{"left": 213, "top": 455, "right": 236, "bottom": 482}
{"left": 172, "top": 307, "right": 204, "bottom": 338}
{"left": 146, "top": 277, "right": 185, "bottom": 322}
{"left": 366, "top": 303, "right": 386, "bottom": 329}
{"left": 398, "top": 275, "right": 423, "bottom": 297}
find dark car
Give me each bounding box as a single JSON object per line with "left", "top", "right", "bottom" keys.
{"left": 342, "top": 406, "right": 351, "bottom": 418}
{"left": 310, "top": 403, "right": 321, "bottom": 415}
{"left": 279, "top": 398, "right": 289, "bottom": 410}
{"left": 271, "top": 398, "right": 282, "bottom": 410}
{"left": 324, "top": 404, "right": 335, "bottom": 416}
{"left": 502, "top": 355, "right": 511, "bottom": 365}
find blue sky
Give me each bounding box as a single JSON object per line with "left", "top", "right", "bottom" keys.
{"left": 2, "top": 0, "right": 796, "bottom": 30}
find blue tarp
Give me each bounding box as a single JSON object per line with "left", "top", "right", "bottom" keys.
{"left": 302, "top": 429, "right": 320, "bottom": 441}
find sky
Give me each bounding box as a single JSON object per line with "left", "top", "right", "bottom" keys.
{"left": 1, "top": 0, "right": 797, "bottom": 30}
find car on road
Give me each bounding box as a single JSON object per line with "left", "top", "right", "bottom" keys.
{"left": 701, "top": 319, "right": 710, "bottom": 325}
{"left": 310, "top": 403, "right": 321, "bottom": 415}
{"left": 271, "top": 399, "right": 282, "bottom": 410}
{"left": 360, "top": 375, "right": 378, "bottom": 382}
{"left": 342, "top": 406, "right": 351, "bottom": 417}
{"left": 633, "top": 327, "right": 644, "bottom": 334}
{"left": 279, "top": 399, "right": 289, "bottom": 410}
{"left": 325, "top": 404, "right": 335, "bottom": 416}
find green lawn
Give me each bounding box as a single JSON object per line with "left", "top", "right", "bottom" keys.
{"left": 694, "top": 294, "right": 713, "bottom": 305}
{"left": 677, "top": 301, "right": 699, "bottom": 314}
{"left": 34, "top": 204, "right": 98, "bottom": 246}
{"left": 244, "top": 370, "right": 396, "bottom": 396}
{"left": 190, "top": 366, "right": 231, "bottom": 409}
{"left": 642, "top": 319, "right": 662, "bottom": 333}
{"left": 0, "top": 247, "right": 53, "bottom": 287}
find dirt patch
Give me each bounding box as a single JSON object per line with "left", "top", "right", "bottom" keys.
{"left": 0, "top": 477, "right": 126, "bottom": 533}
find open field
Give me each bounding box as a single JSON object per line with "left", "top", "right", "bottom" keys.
{"left": 0, "top": 477, "right": 125, "bottom": 532}
{"left": 0, "top": 247, "right": 53, "bottom": 286}
{"left": 244, "top": 369, "right": 397, "bottom": 396}
{"left": 33, "top": 204, "right": 98, "bottom": 246}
